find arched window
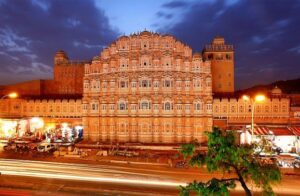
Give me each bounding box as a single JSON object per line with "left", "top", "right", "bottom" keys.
{"left": 194, "top": 79, "right": 200, "bottom": 88}
{"left": 282, "top": 105, "right": 286, "bottom": 112}
{"left": 92, "top": 103, "right": 98, "bottom": 111}
{"left": 226, "top": 54, "right": 231, "bottom": 60}
{"left": 256, "top": 106, "right": 260, "bottom": 113}
{"left": 196, "top": 103, "right": 201, "bottom": 110}
{"left": 92, "top": 80, "right": 97, "bottom": 89}
{"left": 231, "top": 106, "right": 235, "bottom": 113}
{"left": 119, "top": 103, "right": 126, "bottom": 110}
{"left": 120, "top": 81, "right": 126, "bottom": 88}
{"left": 164, "top": 80, "right": 171, "bottom": 87}
{"left": 141, "top": 102, "right": 149, "bottom": 109}
{"left": 142, "top": 80, "right": 148, "bottom": 87}
{"left": 194, "top": 102, "right": 202, "bottom": 111}
{"left": 239, "top": 106, "right": 243, "bottom": 113}
{"left": 139, "top": 99, "right": 151, "bottom": 110}
{"left": 165, "top": 102, "right": 171, "bottom": 110}
{"left": 265, "top": 106, "right": 269, "bottom": 112}
{"left": 274, "top": 105, "right": 278, "bottom": 112}
{"left": 214, "top": 106, "right": 219, "bottom": 113}
{"left": 206, "top": 77, "right": 211, "bottom": 87}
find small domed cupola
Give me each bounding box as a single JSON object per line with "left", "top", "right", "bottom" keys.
{"left": 271, "top": 86, "right": 282, "bottom": 96}
{"left": 54, "top": 50, "right": 69, "bottom": 65}
{"left": 193, "top": 52, "right": 202, "bottom": 59}
{"left": 140, "top": 30, "right": 152, "bottom": 36}
{"left": 92, "top": 56, "right": 100, "bottom": 63}
{"left": 212, "top": 35, "right": 225, "bottom": 45}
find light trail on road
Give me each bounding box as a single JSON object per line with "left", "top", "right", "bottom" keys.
{"left": 0, "top": 158, "right": 187, "bottom": 187}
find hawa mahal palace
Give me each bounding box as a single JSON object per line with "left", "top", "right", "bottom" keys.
{"left": 0, "top": 31, "right": 298, "bottom": 143}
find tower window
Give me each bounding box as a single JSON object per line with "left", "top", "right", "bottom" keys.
{"left": 226, "top": 54, "right": 231, "bottom": 60}
{"left": 216, "top": 54, "right": 223, "bottom": 60}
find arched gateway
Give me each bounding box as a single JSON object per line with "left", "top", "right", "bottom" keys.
{"left": 82, "top": 31, "right": 213, "bottom": 143}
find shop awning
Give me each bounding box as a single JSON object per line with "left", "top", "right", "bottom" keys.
{"left": 253, "top": 126, "right": 270, "bottom": 135}
{"left": 253, "top": 126, "right": 295, "bottom": 136}
{"left": 268, "top": 127, "right": 294, "bottom": 136}
{"left": 219, "top": 126, "right": 300, "bottom": 137}
{"left": 288, "top": 127, "right": 300, "bottom": 136}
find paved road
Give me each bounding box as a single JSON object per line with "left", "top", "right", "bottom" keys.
{"left": 0, "top": 158, "right": 195, "bottom": 186}
{"left": 0, "top": 158, "right": 299, "bottom": 195}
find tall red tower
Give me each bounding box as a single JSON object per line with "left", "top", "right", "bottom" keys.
{"left": 203, "top": 36, "right": 234, "bottom": 93}
{"left": 53, "top": 50, "right": 85, "bottom": 95}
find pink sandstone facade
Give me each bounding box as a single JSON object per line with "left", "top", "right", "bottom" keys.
{"left": 82, "top": 31, "right": 213, "bottom": 143}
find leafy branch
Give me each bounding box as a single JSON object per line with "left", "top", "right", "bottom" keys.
{"left": 179, "top": 127, "right": 281, "bottom": 196}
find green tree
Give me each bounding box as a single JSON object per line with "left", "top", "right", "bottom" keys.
{"left": 179, "top": 127, "right": 281, "bottom": 196}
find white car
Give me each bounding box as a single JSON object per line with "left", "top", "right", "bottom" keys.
{"left": 37, "top": 143, "right": 56, "bottom": 152}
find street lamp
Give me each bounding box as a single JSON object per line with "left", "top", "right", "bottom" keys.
{"left": 1, "top": 92, "right": 18, "bottom": 100}
{"left": 242, "top": 94, "right": 266, "bottom": 143}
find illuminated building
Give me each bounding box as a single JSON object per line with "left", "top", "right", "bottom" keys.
{"left": 213, "top": 87, "right": 291, "bottom": 128}
{"left": 83, "top": 31, "right": 213, "bottom": 143}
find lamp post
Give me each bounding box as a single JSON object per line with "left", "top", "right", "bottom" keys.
{"left": 242, "top": 94, "right": 265, "bottom": 143}
{"left": 1, "top": 92, "right": 18, "bottom": 100}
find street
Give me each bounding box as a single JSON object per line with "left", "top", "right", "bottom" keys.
{"left": 0, "top": 158, "right": 300, "bottom": 195}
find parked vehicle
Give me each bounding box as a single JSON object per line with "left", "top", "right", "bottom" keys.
{"left": 175, "top": 161, "right": 188, "bottom": 168}
{"left": 3, "top": 143, "right": 17, "bottom": 151}
{"left": 37, "top": 143, "right": 56, "bottom": 152}
{"left": 272, "top": 147, "right": 283, "bottom": 155}
{"left": 115, "top": 151, "right": 139, "bottom": 157}
{"left": 293, "top": 156, "right": 300, "bottom": 168}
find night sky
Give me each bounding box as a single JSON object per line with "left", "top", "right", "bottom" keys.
{"left": 0, "top": 0, "right": 299, "bottom": 89}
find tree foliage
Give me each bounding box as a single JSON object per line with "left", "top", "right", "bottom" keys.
{"left": 179, "top": 127, "right": 281, "bottom": 196}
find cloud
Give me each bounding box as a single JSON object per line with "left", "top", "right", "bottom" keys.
{"left": 162, "top": 1, "right": 188, "bottom": 9}
{"left": 0, "top": 0, "right": 119, "bottom": 84}
{"left": 251, "top": 47, "right": 270, "bottom": 54}
{"left": 0, "top": 28, "right": 32, "bottom": 52}
{"left": 156, "top": 0, "right": 300, "bottom": 89}
{"left": 156, "top": 11, "right": 173, "bottom": 19}
{"left": 288, "top": 45, "right": 300, "bottom": 54}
